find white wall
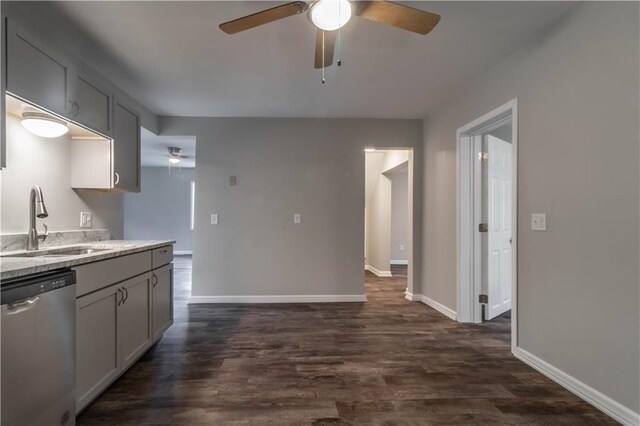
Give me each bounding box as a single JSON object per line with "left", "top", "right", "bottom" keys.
{"left": 124, "top": 167, "right": 194, "bottom": 252}
{"left": 1, "top": 114, "right": 124, "bottom": 237}
{"left": 390, "top": 170, "right": 408, "bottom": 262}
{"left": 422, "top": 2, "right": 639, "bottom": 416}
{"left": 160, "top": 117, "right": 423, "bottom": 298}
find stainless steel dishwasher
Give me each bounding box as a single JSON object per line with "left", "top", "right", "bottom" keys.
{"left": 1, "top": 269, "right": 76, "bottom": 426}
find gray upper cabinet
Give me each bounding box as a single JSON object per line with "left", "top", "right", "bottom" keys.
{"left": 5, "top": 19, "right": 72, "bottom": 118}
{"left": 1, "top": 18, "right": 6, "bottom": 169}
{"left": 113, "top": 98, "right": 141, "bottom": 192}
{"left": 70, "top": 70, "right": 113, "bottom": 137}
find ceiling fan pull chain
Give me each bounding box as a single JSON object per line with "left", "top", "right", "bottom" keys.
{"left": 322, "top": 30, "right": 326, "bottom": 84}
{"left": 337, "top": 27, "right": 342, "bottom": 67}
{"left": 337, "top": 2, "right": 342, "bottom": 66}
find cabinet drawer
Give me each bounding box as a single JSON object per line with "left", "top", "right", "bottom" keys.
{"left": 152, "top": 245, "right": 173, "bottom": 269}
{"left": 74, "top": 251, "right": 152, "bottom": 297}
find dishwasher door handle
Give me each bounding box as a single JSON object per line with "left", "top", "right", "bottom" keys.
{"left": 2, "top": 296, "right": 40, "bottom": 315}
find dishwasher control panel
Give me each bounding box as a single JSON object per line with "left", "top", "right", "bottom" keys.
{"left": 2, "top": 270, "right": 77, "bottom": 305}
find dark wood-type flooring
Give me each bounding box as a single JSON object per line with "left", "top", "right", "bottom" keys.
{"left": 77, "top": 257, "right": 616, "bottom": 425}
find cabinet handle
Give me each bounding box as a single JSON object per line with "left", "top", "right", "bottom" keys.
{"left": 117, "top": 288, "right": 123, "bottom": 306}
{"left": 74, "top": 101, "right": 80, "bottom": 117}
{"left": 114, "top": 172, "right": 120, "bottom": 185}
{"left": 122, "top": 286, "right": 129, "bottom": 304}
{"left": 152, "top": 274, "right": 158, "bottom": 288}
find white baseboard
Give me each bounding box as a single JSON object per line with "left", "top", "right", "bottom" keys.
{"left": 420, "top": 295, "right": 457, "bottom": 320}
{"left": 513, "top": 347, "right": 639, "bottom": 426}
{"left": 404, "top": 289, "right": 421, "bottom": 302}
{"left": 390, "top": 259, "right": 408, "bottom": 265}
{"left": 188, "top": 294, "right": 368, "bottom": 304}
{"left": 365, "top": 265, "right": 393, "bottom": 277}
{"left": 173, "top": 250, "right": 193, "bottom": 255}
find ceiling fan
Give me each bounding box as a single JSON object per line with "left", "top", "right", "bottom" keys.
{"left": 219, "top": 1, "right": 441, "bottom": 69}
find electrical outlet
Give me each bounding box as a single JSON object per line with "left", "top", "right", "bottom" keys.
{"left": 80, "top": 212, "right": 92, "bottom": 228}
{"left": 211, "top": 214, "right": 219, "bottom": 225}
{"left": 531, "top": 213, "right": 546, "bottom": 231}
{"left": 399, "top": 245, "right": 404, "bottom": 251}
{"left": 294, "top": 213, "right": 301, "bottom": 224}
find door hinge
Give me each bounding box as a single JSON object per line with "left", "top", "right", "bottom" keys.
{"left": 478, "top": 223, "right": 488, "bottom": 233}
{"left": 478, "top": 152, "right": 489, "bottom": 161}
{"left": 479, "top": 294, "right": 488, "bottom": 304}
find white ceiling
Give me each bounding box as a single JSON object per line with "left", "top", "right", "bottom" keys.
{"left": 17, "top": 1, "right": 574, "bottom": 118}
{"left": 141, "top": 128, "right": 196, "bottom": 168}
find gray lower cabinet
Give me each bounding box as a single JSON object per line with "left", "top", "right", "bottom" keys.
{"left": 76, "top": 284, "right": 120, "bottom": 412}
{"left": 119, "top": 273, "right": 152, "bottom": 369}
{"left": 76, "top": 272, "right": 152, "bottom": 413}
{"left": 151, "top": 263, "right": 174, "bottom": 341}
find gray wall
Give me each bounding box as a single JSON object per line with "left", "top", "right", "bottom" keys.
{"left": 1, "top": 114, "right": 123, "bottom": 236}
{"left": 422, "top": 2, "right": 639, "bottom": 413}
{"left": 160, "top": 117, "right": 423, "bottom": 297}
{"left": 124, "top": 167, "right": 194, "bottom": 252}
{"left": 390, "top": 171, "right": 408, "bottom": 262}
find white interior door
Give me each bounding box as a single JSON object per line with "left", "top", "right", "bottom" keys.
{"left": 486, "top": 135, "right": 512, "bottom": 320}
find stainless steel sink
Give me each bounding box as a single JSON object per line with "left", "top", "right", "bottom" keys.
{"left": 1, "top": 247, "right": 111, "bottom": 258}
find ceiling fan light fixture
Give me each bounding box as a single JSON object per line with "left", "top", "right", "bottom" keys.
{"left": 21, "top": 112, "right": 69, "bottom": 138}
{"left": 168, "top": 146, "right": 183, "bottom": 165}
{"left": 310, "top": 0, "right": 352, "bottom": 31}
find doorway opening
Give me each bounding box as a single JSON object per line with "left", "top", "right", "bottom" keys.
{"left": 364, "top": 148, "right": 412, "bottom": 299}
{"left": 123, "top": 129, "right": 197, "bottom": 294}
{"left": 456, "top": 99, "right": 518, "bottom": 350}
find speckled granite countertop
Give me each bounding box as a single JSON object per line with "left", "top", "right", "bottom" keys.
{"left": 1, "top": 240, "right": 175, "bottom": 281}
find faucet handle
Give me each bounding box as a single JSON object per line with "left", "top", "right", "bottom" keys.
{"left": 38, "top": 223, "right": 48, "bottom": 242}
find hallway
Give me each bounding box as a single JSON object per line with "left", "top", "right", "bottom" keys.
{"left": 77, "top": 256, "right": 615, "bottom": 425}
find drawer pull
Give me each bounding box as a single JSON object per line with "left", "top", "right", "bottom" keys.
{"left": 152, "top": 274, "right": 158, "bottom": 288}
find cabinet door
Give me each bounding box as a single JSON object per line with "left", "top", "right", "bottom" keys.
{"left": 1, "top": 18, "right": 6, "bottom": 169}
{"left": 76, "top": 284, "right": 121, "bottom": 413}
{"left": 118, "top": 273, "right": 152, "bottom": 370}
{"left": 71, "top": 70, "right": 113, "bottom": 137}
{"left": 5, "top": 19, "right": 71, "bottom": 118}
{"left": 152, "top": 263, "right": 174, "bottom": 341}
{"left": 112, "top": 98, "right": 141, "bottom": 192}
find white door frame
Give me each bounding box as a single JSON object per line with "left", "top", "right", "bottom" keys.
{"left": 456, "top": 99, "right": 518, "bottom": 351}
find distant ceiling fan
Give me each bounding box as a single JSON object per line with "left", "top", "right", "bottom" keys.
{"left": 219, "top": 0, "right": 441, "bottom": 69}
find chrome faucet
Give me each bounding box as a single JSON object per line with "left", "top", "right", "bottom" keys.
{"left": 27, "top": 185, "right": 49, "bottom": 251}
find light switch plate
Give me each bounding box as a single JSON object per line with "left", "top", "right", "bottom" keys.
{"left": 531, "top": 213, "right": 546, "bottom": 231}
{"left": 80, "top": 212, "right": 92, "bottom": 228}
{"left": 211, "top": 214, "right": 219, "bottom": 225}
{"left": 294, "top": 213, "right": 301, "bottom": 224}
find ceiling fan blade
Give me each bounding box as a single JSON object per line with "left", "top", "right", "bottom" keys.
{"left": 356, "top": 1, "right": 441, "bottom": 35}
{"left": 220, "top": 1, "right": 308, "bottom": 34}
{"left": 314, "top": 29, "right": 336, "bottom": 69}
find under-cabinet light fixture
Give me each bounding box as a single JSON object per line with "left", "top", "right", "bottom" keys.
{"left": 21, "top": 112, "right": 69, "bottom": 138}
